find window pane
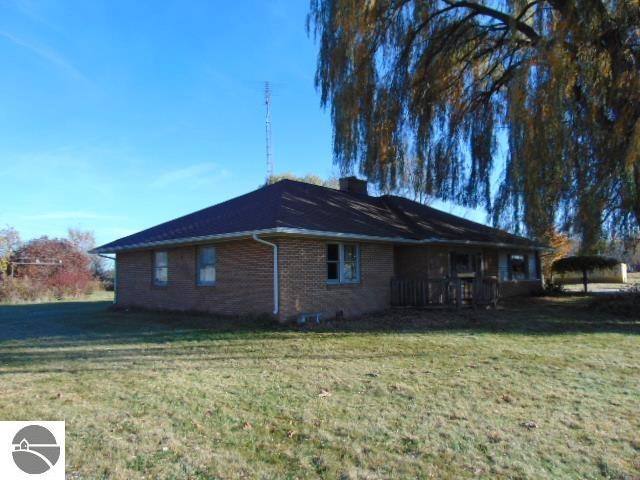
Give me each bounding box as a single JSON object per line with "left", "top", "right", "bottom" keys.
{"left": 452, "top": 253, "right": 473, "bottom": 274}
{"left": 154, "top": 251, "right": 168, "bottom": 285}
{"left": 200, "top": 246, "right": 215, "bottom": 265}
{"left": 509, "top": 254, "right": 528, "bottom": 280}
{"left": 327, "top": 262, "right": 338, "bottom": 280}
{"left": 343, "top": 261, "right": 357, "bottom": 281}
{"left": 327, "top": 244, "right": 339, "bottom": 261}
{"left": 343, "top": 245, "right": 357, "bottom": 262}
{"left": 198, "top": 247, "right": 216, "bottom": 284}
{"left": 199, "top": 266, "right": 216, "bottom": 283}
{"left": 155, "top": 251, "right": 168, "bottom": 268}
{"left": 155, "top": 266, "right": 167, "bottom": 284}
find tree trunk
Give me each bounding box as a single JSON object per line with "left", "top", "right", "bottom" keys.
{"left": 582, "top": 269, "right": 588, "bottom": 294}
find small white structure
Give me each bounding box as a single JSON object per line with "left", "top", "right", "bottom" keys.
{"left": 554, "top": 263, "right": 628, "bottom": 284}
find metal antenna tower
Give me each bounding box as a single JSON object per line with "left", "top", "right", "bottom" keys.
{"left": 264, "top": 81, "right": 274, "bottom": 180}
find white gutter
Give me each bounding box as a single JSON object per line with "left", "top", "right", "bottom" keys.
{"left": 91, "top": 227, "right": 548, "bottom": 254}
{"left": 273, "top": 228, "right": 551, "bottom": 251}
{"left": 252, "top": 233, "right": 279, "bottom": 315}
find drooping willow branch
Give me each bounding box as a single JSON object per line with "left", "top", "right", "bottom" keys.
{"left": 309, "top": 0, "right": 640, "bottom": 249}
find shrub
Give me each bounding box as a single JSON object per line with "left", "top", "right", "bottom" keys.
{"left": 0, "top": 277, "right": 37, "bottom": 303}
{"left": 99, "top": 270, "right": 115, "bottom": 291}
{"left": 537, "top": 280, "right": 565, "bottom": 296}
{"left": 1, "top": 236, "right": 100, "bottom": 303}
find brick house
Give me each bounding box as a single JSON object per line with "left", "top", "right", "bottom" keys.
{"left": 92, "top": 177, "right": 545, "bottom": 321}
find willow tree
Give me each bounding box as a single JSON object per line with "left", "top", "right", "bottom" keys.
{"left": 308, "top": 0, "right": 640, "bottom": 250}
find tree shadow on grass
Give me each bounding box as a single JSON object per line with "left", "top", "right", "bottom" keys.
{"left": 0, "top": 295, "right": 638, "bottom": 348}
{"left": 0, "top": 300, "right": 281, "bottom": 343}
{"left": 0, "top": 296, "right": 638, "bottom": 375}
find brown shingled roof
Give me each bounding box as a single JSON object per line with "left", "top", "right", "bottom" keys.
{"left": 93, "top": 179, "right": 543, "bottom": 253}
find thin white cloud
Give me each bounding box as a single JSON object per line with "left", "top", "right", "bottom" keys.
{"left": 21, "top": 211, "right": 124, "bottom": 221}
{"left": 151, "top": 163, "right": 231, "bottom": 189}
{"left": 0, "top": 30, "right": 88, "bottom": 83}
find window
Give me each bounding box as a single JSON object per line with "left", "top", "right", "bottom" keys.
{"left": 327, "top": 243, "right": 360, "bottom": 284}
{"left": 154, "top": 251, "right": 168, "bottom": 286}
{"left": 197, "top": 246, "right": 216, "bottom": 286}
{"left": 342, "top": 244, "right": 359, "bottom": 282}
{"left": 327, "top": 244, "right": 339, "bottom": 282}
{"left": 450, "top": 252, "right": 481, "bottom": 276}
{"left": 508, "top": 254, "right": 528, "bottom": 280}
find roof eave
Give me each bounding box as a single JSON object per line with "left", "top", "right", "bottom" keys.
{"left": 91, "top": 227, "right": 547, "bottom": 254}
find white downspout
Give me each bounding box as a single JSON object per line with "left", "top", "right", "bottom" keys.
{"left": 252, "top": 233, "right": 279, "bottom": 316}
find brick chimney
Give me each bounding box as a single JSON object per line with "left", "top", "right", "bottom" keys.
{"left": 339, "top": 176, "right": 368, "bottom": 195}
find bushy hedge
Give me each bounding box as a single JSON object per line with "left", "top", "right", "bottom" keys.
{"left": 0, "top": 276, "right": 101, "bottom": 303}
{"left": 0, "top": 236, "right": 102, "bottom": 303}
{"left": 551, "top": 255, "right": 619, "bottom": 273}
{"left": 552, "top": 255, "right": 619, "bottom": 293}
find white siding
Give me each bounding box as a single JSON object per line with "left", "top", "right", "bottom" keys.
{"left": 528, "top": 254, "right": 538, "bottom": 280}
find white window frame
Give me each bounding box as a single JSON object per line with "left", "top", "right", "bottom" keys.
{"left": 197, "top": 246, "right": 217, "bottom": 286}
{"left": 508, "top": 253, "right": 529, "bottom": 281}
{"left": 499, "top": 252, "right": 539, "bottom": 281}
{"left": 153, "top": 251, "right": 168, "bottom": 286}
{"left": 327, "top": 243, "right": 360, "bottom": 284}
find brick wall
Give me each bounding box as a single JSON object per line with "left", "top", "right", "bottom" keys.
{"left": 116, "top": 237, "right": 395, "bottom": 321}
{"left": 116, "top": 239, "right": 274, "bottom": 316}
{"left": 278, "top": 238, "right": 395, "bottom": 320}
{"left": 115, "top": 236, "right": 538, "bottom": 320}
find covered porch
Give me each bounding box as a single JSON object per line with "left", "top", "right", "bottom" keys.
{"left": 390, "top": 244, "right": 542, "bottom": 308}
{"left": 390, "top": 276, "right": 500, "bottom": 308}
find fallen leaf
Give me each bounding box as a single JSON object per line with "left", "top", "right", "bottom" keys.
{"left": 501, "top": 394, "right": 514, "bottom": 403}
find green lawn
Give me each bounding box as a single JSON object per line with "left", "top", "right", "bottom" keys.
{"left": 0, "top": 295, "right": 638, "bottom": 479}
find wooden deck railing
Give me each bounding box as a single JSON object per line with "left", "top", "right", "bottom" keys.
{"left": 390, "top": 277, "right": 499, "bottom": 308}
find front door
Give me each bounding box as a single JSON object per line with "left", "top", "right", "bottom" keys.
{"left": 449, "top": 252, "right": 483, "bottom": 304}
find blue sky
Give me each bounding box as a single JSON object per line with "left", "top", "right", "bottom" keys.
{"left": 1, "top": 0, "right": 484, "bottom": 247}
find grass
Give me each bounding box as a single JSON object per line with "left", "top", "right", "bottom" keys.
{"left": 0, "top": 295, "right": 638, "bottom": 479}
{"left": 0, "top": 289, "right": 115, "bottom": 305}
